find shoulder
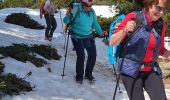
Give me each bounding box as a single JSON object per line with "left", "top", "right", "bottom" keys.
{"left": 90, "top": 8, "right": 95, "bottom": 13}
{"left": 45, "top": 0, "right": 50, "bottom": 3}
{"left": 45, "top": 0, "right": 50, "bottom": 5}
{"left": 119, "top": 12, "right": 136, "bottom": 24}
{"left": 155, "top": 18, "right": 165, "bottom": 34}
{"left": 73, "top": 3, "right": 82, "bottom": 9}
{"left": 125, "top": 12, "right": 137, "bottom": 19}
{"left": 89, "top": 8, "right": 96, "bottom": 16}
{"left": 91, "top": 8, "right": 95, "bottom": 12}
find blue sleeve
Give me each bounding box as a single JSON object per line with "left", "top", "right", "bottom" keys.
{"left": 63, "top": 3, "right": 82, "bottom": 25}
{"left": 63, "top": 15, "right": 71, "bottom": 24}
{"left": 92, "top": 9, "right": 102, "bottom": 35}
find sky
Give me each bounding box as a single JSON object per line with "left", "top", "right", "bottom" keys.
{"left": 0, "top": 6, "right": 170, "bottom": 100}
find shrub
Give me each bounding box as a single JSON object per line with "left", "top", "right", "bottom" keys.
{"left": 97, "top": 16, "right": 115, "bottom": 31}
{"left": 5, "top": 13, "right": 45, "bottom": 29}
{"left": 0, "top": 62, "right": 5, "bottom": 74}
{"left": 0, "top": 44, "right": 61, "bottom": 67}
{"left": 0, "top": 73, "right": 33, "bottom": 97}
{"left": 163, "top": 12, "right": 170, "bottom": 36}
{"left": 0, "top": 0, "right": 35, "bottom": 9}
{"left": 112, "top": 0, "right": 142, "bottom": 14}
{"left": 31, "top": 44, "right": 62, "bottom": 60}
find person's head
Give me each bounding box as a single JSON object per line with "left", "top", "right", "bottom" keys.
{"left": 82, "top": 0, "right": 93, "bottom": 11}
{"left": 143, "top": 0, "right": 167, "bottom": 21}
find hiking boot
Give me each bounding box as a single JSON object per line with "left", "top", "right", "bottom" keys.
{"left": 75, "top": 76, "right": 83, "bottom": 84}
{"left": 85, "top": 75, "right": 95, "bottom": 82}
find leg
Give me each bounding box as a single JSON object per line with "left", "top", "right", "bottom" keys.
{"left": 85, "top": 38, "right": 96, "bottom": 78}
{"left": 144, "top": 72, "right": 167, "bottom": 100}
{"left": 121, "top": 74, "right": 145, "bottom": 100}
{"left": 71, "top": 38, "right": 75, "bottom": 51}
{"left": 49, "top": 16, "right": 57, "bottom": 38}
{"left": 44, "top": 14, "right": 52, "bottom": 39}
{"left": 72, "top": 38, "right": 85, "bottom": 80}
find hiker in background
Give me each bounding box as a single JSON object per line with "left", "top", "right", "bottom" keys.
{"left": 44, "top": 0, "right": 57, "bottom": 41}
{"left": 110, "top": 0, "right": 170, "bottom": 100}
{"left": 63, "top": 0, "right": 107, "bottom": 84}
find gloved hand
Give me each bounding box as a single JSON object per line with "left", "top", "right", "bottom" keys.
{"left": 101, "top": 31, "right": 108, "bottom": 37}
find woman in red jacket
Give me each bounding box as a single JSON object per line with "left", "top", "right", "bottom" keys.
{"left": 110, "top": 0, "right": 170, "bottom": 100}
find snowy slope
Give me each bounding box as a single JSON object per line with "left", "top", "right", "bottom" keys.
{"left": 0, "top": 6, "right": 170, "bottom": 100}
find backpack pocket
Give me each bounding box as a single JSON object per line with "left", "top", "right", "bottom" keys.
{"left": 118, "top": 58, "right": 141, "bottom": 78}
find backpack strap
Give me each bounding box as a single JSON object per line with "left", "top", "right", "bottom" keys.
{"left": 152, "top": 18, "right": 163, "bottom": 35}
{"left": 119, "top": 11, "right": 145, "bottom": 57}
{"left": 68, "top": 3, "right": 81, "bottom": 26}
{"left": 69, "top": 4, "right": 94, "bottom": 26}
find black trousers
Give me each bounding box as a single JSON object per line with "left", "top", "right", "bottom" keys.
{"left": 121, "top": 72, "right": 167, "bottom": 100}
{"left": 71, "top": 37, "right": 97, "bottom": 78}
{"left": 44, "top": 14, "right": 57, "bottom": 38}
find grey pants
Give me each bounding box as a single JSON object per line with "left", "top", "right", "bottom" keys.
{"left": 121, "top": 72, "right": 167, "bottom": 100}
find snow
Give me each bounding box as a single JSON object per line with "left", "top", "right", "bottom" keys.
{"left": 92, "top": 5, "right": 117, "bottom": 18}
{"left": 0, "top": 6, "right": 169, "bottom": 100}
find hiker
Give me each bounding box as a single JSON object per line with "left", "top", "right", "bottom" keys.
{"left": 44, "top": 0, "right": 57, "bottom": 41}
{"left": 110, "top": 0, "right": 170, "bottom": 100}
{"left": 63, "top": 0, "right": 107, "bottom": 84}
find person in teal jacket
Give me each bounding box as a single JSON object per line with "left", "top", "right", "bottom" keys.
{"left": 63, "top": 0, "right": 107, "bottom": 84}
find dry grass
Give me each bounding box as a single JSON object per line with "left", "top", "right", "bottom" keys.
{"left": 158, "top": 58, "right": 170, "bottom": 87}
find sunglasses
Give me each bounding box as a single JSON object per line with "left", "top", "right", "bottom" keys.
{"left": 155, "top": 5, "right": 166, "bottom": 13}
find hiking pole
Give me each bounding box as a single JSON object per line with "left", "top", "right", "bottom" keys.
{"left": 58, "top": 7, "right": 66, "bottom": 49}
{"left": 104, "top": 32, "right": 122, "bottom": 94}
{"left": 113, "top": 34, "right": 129, "bottom": 100}
{"left": 113, "top": 57, "right": 125, "bottom": 100}
{"left": 47, "top": 42, "right": 52, "bottom": 72}
{"left": 113, "top": 73, "right": 121, "bottom": 100}
{"left": 112, "top": 64, "right": 122, "bottom": 93}
{"left": 61, "top": 32, "right": 70, "bottom": 78}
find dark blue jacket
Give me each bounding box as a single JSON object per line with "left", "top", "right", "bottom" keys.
{"left": 117, "top": 11, "right": 163, "bottom": 78}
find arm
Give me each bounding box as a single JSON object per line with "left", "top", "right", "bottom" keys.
{"left": 63, "top": 3, "right": 80, "bottom": 25}
{"left": 63, "top": 15, "right": 72, "bottom": 24}
{"left": 63, "top": 7, "right": 73, "bottom": 24}
{"left": 162, "top": 50, "right": 170, "bottom": 59}
{"left": 92, "top": 9, "right": 102, "bottom": 35}
{"left": 43, "top": 0, "right": 50, "bottom": 12}
{"left": 109, "top": 28, "right": 127, "bottom": 46}
{"left": 159, "top": 22, "right": 170, "bottom": 60}
{"left": 109, "top": 12, "right": 136, "bottom": 46}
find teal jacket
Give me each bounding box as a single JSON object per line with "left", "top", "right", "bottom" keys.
{"left": 63, "top": 3, "right": 102, "bottom": 39}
